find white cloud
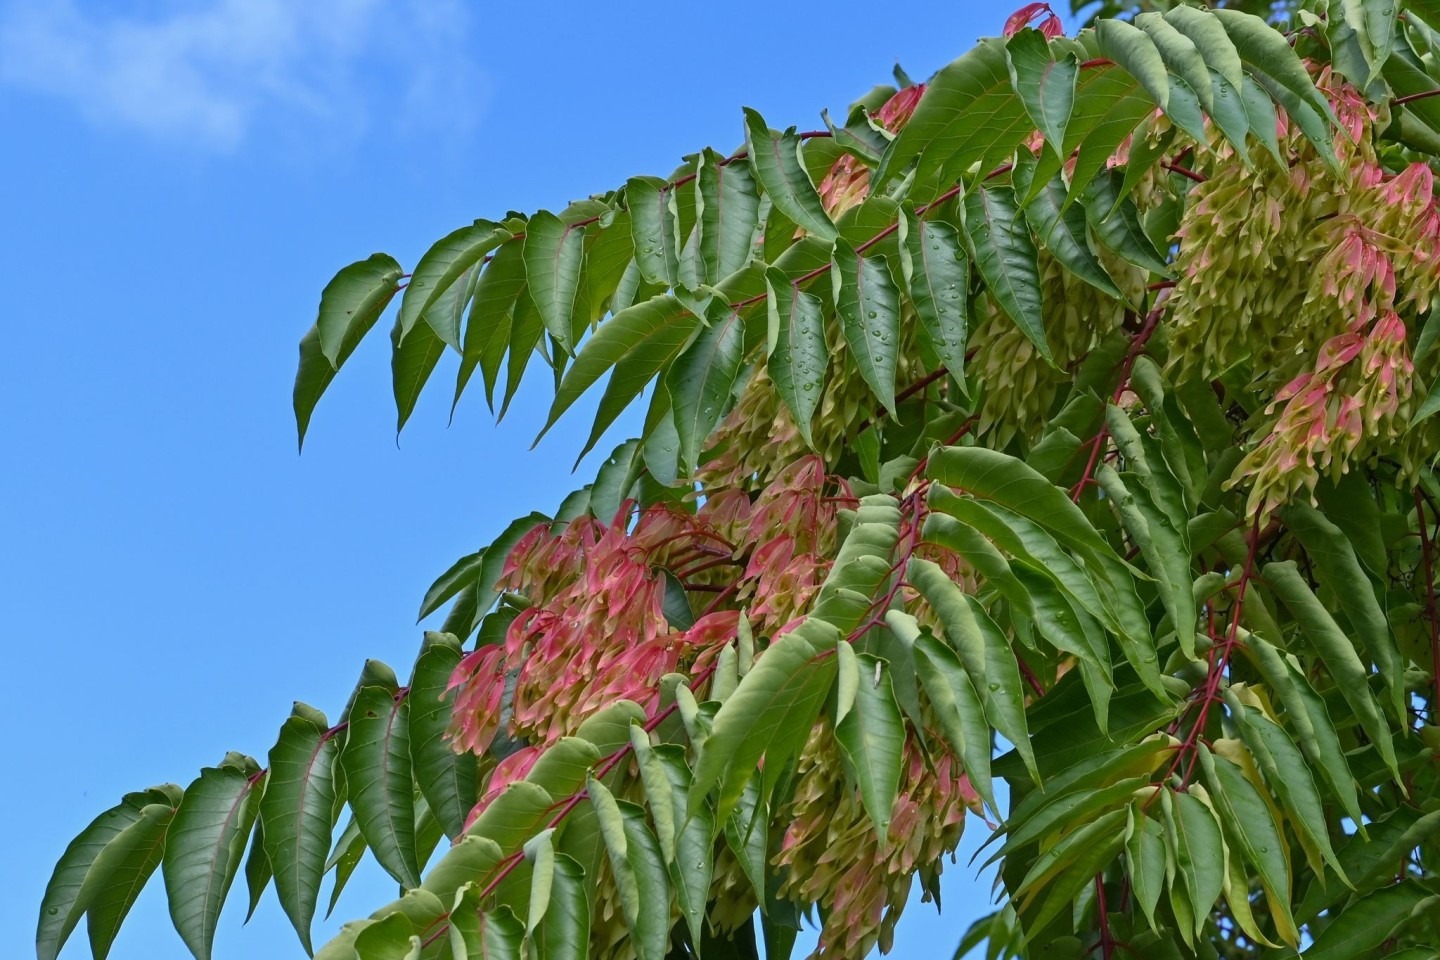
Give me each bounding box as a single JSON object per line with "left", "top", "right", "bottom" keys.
{"left": 0, "top": 0, "right": 484, "bottom": 151}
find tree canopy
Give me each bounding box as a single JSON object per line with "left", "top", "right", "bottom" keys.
{"left": 38, "top": 2, "right": 1440, "bottom": 959}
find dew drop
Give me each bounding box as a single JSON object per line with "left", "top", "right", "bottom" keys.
{"left": 47, "top": 907, "right": 59, "bottom": 916}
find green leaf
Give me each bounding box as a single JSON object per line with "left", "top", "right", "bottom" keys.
{"left": 926, "top": 445, "right": 1116, "bottom": 562}
{"left": 408, "top": 634, "right": 476, "bottom": 841}
{"left": 82, "top": 803, "right": 176, "bottom": 960}
{"left": 666, "top": 305, "right": 744, "bottom": 472}
{"left": 295, "top": 259, "right": 399, "bottom": 452}
{"left": 831, "top": 238, "right": 901, "bottom": 414}
{"left": 835, "top": 654, "right": 906, "bottom": 838}
{"left": 341, "top": 686, "right": 420, "bottom": 889}
{"left": 1096, "top": 462, "right": 1193, "bottom": 660}
{"left": 538, "top": 294, "right": 698, "bottom": 450}
{"left": 1304, "top": 881, "right": 1432, "bottom": 960}
{"left": 588, "top": 778, "right": 670, "bottom": 960}
{"left": 1230, "top": 701, "right": 1344, "bottom": 882}
{"left": 629, "top": 177, "right": 682, "bottom": 288}
{"left": 1083, "top": 172, "right": 1170, "bottom": 277}
{"left": 877, "top": 38, "right": 1031, "bottom": 190}
{"left": 1285, "top": 501, "right": 1407, "bottom": 728}
{"left": 1006, "top": 28, "right": 1078, "bottom": 162}
{"left": 261, "top": 714, "right": 339, "bottom": 955}
{"left": 1163, "top": 5, "right": 1243, "bottom": 89}
{"left": 1015, "top": 159, "right": 1123, "bottom": 300}
{"left": 964, "top": 185, "right": 1048, "bottom": 360}
{"left": 1134, "top": 13, "right": 1214, "bottom": 113}
{"left": 1197, "top": 746, "right": 1298, "bottom": 948}
{"left": 1242, "top": 635, "right": 1363, "bottom": 826}
{"left": 163, "top": 765, "right": 265, "bottom": 960}
{"left": 453, "top": 238, "right": 526, "bottom": 415}
{"left": 743, "top": 108, "right": 836, "bottom": 242}
{"left": 822, "top": 105, "right": 892, "bottom": 166}
{"left": 522, "top": 210, "right": 587, "bottom": 354}
{"left": 1126, "top": 804, "right": 1167, "bottom": 932}
{"left": 316, "top": 254, "right": 406, "bottom": 368}
{"left": 417, "top": 551, "right": 483, "bottom": 623}
{"left": 698, "top": 147, "right": 761, "bottom": 283}
{"left": 37, "top": 786, "right": 179, "bottom": 960}
{"left": 909, "top": 621, "right": 997, "bottom": 817}
{"left": 1096, "top": 19, "right": 1171, "bottom": 111}
{"left": 396, "top": 220, "right": 510, "bottom": 346}
{"left": 351, "top": 912, "right": 418, "bottom": 960}
{"left": 722, "top": 775, "right": 768, "bottom": 907}
{"left": 390, "top": 316, "right": 445, "bottom": 437}
{"left": 322, "top": 816, "right": 366, "bottom": 920}
{"left": 524, "top": 830, "right": 557, "bottom": 935}
{"left": 1064, "top": 64, "right": 1155, "bottom": 206}
{"left": 764, "top": 267, "right": 827, "bottom": 446}
{"left": 897, "top": 208, "right": 971, "bottom": 384}
{"left": 1169, "top": 789, "right": 1226, "bottom": 939}
{"left": 691, "top": 619, "right": 839, "bottom": 825}
{"left": 907, "top": 558, "right": 1035, "bottom": 783}
{"left": 651, "top": 747, "right": 713, "bottom": 951}
{"left": 1302, "top": 807, "right": 1440, "bottom": 921}
{"left": 242, "top": 819, "right": 271, "bottom": 923}
{"left": 1214, "top": 7, "right": 1338, "bottom": 120}
{"left": 1264, "top": 561, "right": 1399, "bottom": 782}
{"left": 532, "top": 855, "right": 589, "bottom": 960}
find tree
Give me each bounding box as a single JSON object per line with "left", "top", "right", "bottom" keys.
{"left": 37, "top": 2, "right": 1440, "bottom": 958}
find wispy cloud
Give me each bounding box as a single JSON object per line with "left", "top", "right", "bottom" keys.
{"left": 0, "top": 0, "right": 484, "bottom": 151}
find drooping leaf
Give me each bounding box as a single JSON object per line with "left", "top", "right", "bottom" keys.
{"left": 964, "top": 185, "right": 1048, "bottom": 360}
{"left": 407, "top": 633, "right": 476, "bottom": 841}
{"left": 1015, "top": 159, "right": 1123, "bottom": 300}
{"left": 908, "top": 557, "right": 1036, "bottom": 783}
{"left": 831, "top": 238, "right": 901, "bottom": 414}
{"left": 835, "top": 654, "right": 906, "bottom": 838}
{"left": 743, "top": 108, "right": 836, "bottom": 242}
{"left": 522, "top": 210, "right": 587, "bottom": 354}
{"left": 691, "top": 620, "right": 839, "bottom": 825}
{"left": 83, "top": 803, "right": 177, "bottom": 960}
{"left": 37, "top": 785, "right": 180, "bottom": 960}
{"left": 1197, "top": 746, "right": 1299, "bottom": 948}
{"left": 1264, "top": 561, "right": 1399, "bottom": 783}
{"left": 897, "top": 208, "right": 971, "bottom": 384}
{"left": 261, "top": 713, "right": 340, "bottom": 955}
{"left": 531, "top": 854, "right": 589, "bottom": 960}
{"left": 1006, "top": 28, "right": 1078, "bottom": 162}
{"left": 765, "top": 267, "right": 827, "bottom": 446}
{"left": 316, "top": 254, "right": 407, "bottom": 368}
{"left": 666, "top": 304, "right": 744, "bottom": 472}
{"left": 629, "top": 177, "right": 682, "bottom": 288}
{"left": 396, "top": 220, "right": 510, "bottom": 346}
{"left": 341, "top": 686, "right": 420, "bottom": 889}
{"left": 390, "top": 316, "right": 446, "bottom": 437}
{"left": 295, "top": 260, "right": 402, "bottom": 451}
{"left": 538, "top": 294, "right": 698, "bottom": 450}
{"left": 416, "top": 551, "right": 484, "bottom": 623}
{"left": 909, "top": 621, "right": 998, "bottom": 816}
{"left": 163, "top": 765, "right": 266, "bottom": 960}
{"left": 697, "top": 147, "right": 762, "bottom": 283}
{"left": 453, "top": 238, "right": 526, "bottom": 415}
{"left": 241, "top": 819, "right": 271, "bottom": 924}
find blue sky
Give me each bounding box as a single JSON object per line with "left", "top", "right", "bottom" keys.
{"left": 0, "top": 1, "right": 1026, "bottom": 957}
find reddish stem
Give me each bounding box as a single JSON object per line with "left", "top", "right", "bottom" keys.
{"left": 1168, "top": 515, "right": 1263, "bottom": 790}
{"left": 1394, "top": 88, "right": 1440, "bottom": 107}
{"left": 1160, "top": 161, "right": 1206, "bottom": 184}
{"left": 1413, "top": 487, "right": 1440, "bottom": 714}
